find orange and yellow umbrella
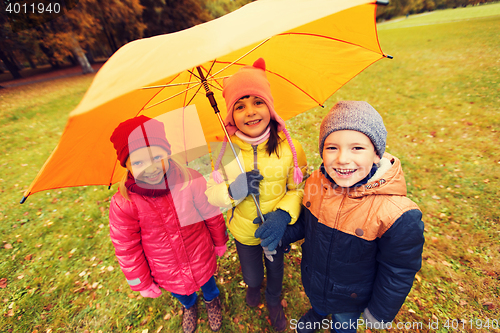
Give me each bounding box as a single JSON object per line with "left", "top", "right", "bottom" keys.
{"left": 22, "top": 0, "right": 391, "bottom": 202}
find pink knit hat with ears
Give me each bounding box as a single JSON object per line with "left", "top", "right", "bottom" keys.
{"left": 212, "top": 58, "right": 303, "bottom": 185}
{"left": 222, "top": 57, "right": 286, "bottom": 135}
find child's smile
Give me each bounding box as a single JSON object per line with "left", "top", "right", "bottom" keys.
{"left": 140, "top": 170, "right": 163, "bottom": 183}
{"left": 334, "top": 168, "right": 357, "bottom": 177}
{"left": 232, "top": 95, "right": 271, "bottom": 138}
{"left": 322, "top": 130, "right": 380, "bottom": 187}
{"left": 126, "top": 146, "right": 170, "bottom": 185}
{"left": 246, "top": 119, "right": 261, "bottom": 126}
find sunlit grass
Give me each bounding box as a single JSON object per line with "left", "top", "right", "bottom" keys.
{"left": 378, "top": 2, "right": 500, "bottom": 30}
{"left": 1, "top": 7, "right": 499, "bottom": 333}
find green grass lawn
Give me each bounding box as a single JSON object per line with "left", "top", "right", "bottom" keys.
{"left": 378, "top": 2, "right": 500, "bottom": 30}
{"left": 1, "top": 5, "right": 499, "bottom": 333}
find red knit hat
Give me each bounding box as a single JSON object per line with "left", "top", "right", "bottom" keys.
{"left": 110, "top": 115, "right": 171, "bottom": 167}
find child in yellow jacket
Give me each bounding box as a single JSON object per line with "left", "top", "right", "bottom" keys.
{"left": 205, "top": 58, "right": 307, "bottom": 331}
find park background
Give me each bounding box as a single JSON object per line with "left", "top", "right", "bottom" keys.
{"left": 1, "top": 1, "right": 499, "bottom": 332}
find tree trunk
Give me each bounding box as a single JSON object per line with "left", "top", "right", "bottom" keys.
{"left": 0, "top": 48, "right": 22, "bottom": 79}
{"left": 8, "top": 51, "right": 24, "bottom": 70}
{"left": 39, "top": 42, "right": 60, "bottom": 69}
{"left": 23, "top": 50, "right": 37, "bottom": 69}
{"left": 70, "top": 36, "right": 94, "bottom": 74}
{"left": 85, "top": 47, "right": 95, "bottom": 64}
{"left": 97, "top": 2, "right": 119, "bottom": 53}
{"left": 102, "top": 23, "right": 119, "bottom": 53}
{"left": 67, "top": 54, "right": 78, "bottom": 66}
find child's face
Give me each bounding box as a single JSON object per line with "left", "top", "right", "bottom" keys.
{"left": 322, "top": 130, "right": 381, "bottom": 188}
{"left": 125, "top": 146, "right": 170, "bottom": 185}
{"left": 232, "top": 95, "right": 271, "bottom": 138}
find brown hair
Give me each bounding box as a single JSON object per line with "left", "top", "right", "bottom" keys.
{"left": 266, "top": 119, "right": 281, "bottom": 157}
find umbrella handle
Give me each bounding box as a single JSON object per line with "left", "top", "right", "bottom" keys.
{"left": 214, "top": 111, "right": 266, "bottom": 222}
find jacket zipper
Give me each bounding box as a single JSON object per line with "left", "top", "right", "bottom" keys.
{"left": 334, "top": 190, "right": 348, "bottom": 228}
{"left": 252, "top": 145, "right": 260, "bottom": 207}
{"left": 252, "top": 145, "right": 258, "bottom": 170}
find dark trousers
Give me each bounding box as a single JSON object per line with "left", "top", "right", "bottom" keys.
{"left": 235, "top": 239, "right": 284, "bottom": 306}
{"left": 171, "top": 276, "right": 219, "bottom": 309}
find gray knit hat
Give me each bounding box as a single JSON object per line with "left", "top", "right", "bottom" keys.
{"left": 319, "top": 101, "right": 387, "bottom": 158}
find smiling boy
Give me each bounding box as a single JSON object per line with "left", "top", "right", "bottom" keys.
{"left": 282, "top": 101, "right": 425, "bottom": 333}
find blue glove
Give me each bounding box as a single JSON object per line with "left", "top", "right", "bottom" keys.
{"left": 228, "top": 170, "right": 263, "bottom": 200}
{"left": 253, "top": 209, "right": 291, "bottom": 251}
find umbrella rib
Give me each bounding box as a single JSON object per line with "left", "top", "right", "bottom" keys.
{"left": 205, "top": 58, "right": 217, "bottom": 78}
{"left": 178, "top": 63, "right": 218, "bottom": 165}
{"left": 205, "top": 60, "right": 324, "bottom": 107}
{"left": 180, "top": 71, "right": 196, "bottom": 165}
{"left": 266, "top": 69, "right": 324, "bottom": 107}
{"left": 142, "top": 83, "right": 202, "bottom": 110}
{"left": 141, "top": 76, "right": 228, "bottom": 89}
{"left": 207, "top": 38, "right": 271, "bottom": 79}
{"left": 267, "top": 32, "right": 385, "bottom": 106}
{"left": 183, "top": 69, "right": 225, "bottom": 93}
{"left": 194, "top": 62, "right": 228, "bottom": 93}
{"left": 143, "top": 82, "right": 200, "bottom": 89}
{"left": 142, "top": 33, "right": 380, "bottom": 110}
{"left": 138, "top": 72, "right": 183, "bottom": 112}
{"left": 186, "top": 67, "right": 223, "bottom": 95}
{"left": 207, "top": 82, "right": 223, "bottom": 92}
{"left": 277, "top": 32, "right": 383, "bottom": 55}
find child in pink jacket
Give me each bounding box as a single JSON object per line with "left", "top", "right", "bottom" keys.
{"left": 108, "top": 116, "right": 228, "bottom": 333}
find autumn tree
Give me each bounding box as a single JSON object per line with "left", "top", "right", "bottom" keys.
{"left": 0, "top": 0, "right": 145, "bottom": 76}
{"left": 377, "top": 0, "right": 497, "bottom": 20}
{"left": 0, "top": 1, "right": 32, "bottom": 78}
{"left": 0, "top": 19, "right": 22, "bottom": 78}
{"left": 43, "top": 0, "right": 145, "bottom": 72}
{"left": 140, "top": 0, "right": 213, "bottom": 37}
{"left": 203, "top": 0, "right": 255, "bottom": 19}
{"left": 0, "top": 0, "right": 254, "bottom": 78}
{"left": 84, "top": 0, "right": 145, "bottom": 53}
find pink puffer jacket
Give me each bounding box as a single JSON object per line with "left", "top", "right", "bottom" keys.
{"left": 109, "top": 168, "right": 228, "bottom": 295}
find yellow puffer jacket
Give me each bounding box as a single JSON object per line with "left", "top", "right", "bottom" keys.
{"left": 205, "top": 132, "right": 307, "bottom": 245}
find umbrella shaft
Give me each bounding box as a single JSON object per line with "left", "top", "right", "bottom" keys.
{"left": 214, "top": 111, "right": 265, "bottom": 222}
{"left": 206, "top": 91, "right": 220, "bottom": 113}
{"left": 196, "top": 66, "right": 266, "bottom": 222}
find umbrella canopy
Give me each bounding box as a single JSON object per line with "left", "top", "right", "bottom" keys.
{"left": 22, "top": 0, "right": 390, "bottom": 202}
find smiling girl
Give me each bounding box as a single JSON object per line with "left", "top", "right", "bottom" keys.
{"left": 108, "top": 116, "right": 228, "bottom": 333}
{"left": 205, "top": 58, "right": 307, "bottom": 331}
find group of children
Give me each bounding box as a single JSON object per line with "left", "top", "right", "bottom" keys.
{"left": 108, "top": 58, "right": 425, "bottom": 333}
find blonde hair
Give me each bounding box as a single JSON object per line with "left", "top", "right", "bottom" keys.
{"left": 119, "top": 155, "right": 192, "bottom": 201}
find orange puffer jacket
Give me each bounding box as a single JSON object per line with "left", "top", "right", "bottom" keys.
{"left": 109, "top": 168, "right": 228, "bottom": 295}
{"left": 283, "top": 153, "right": 424, "bottom": 322}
